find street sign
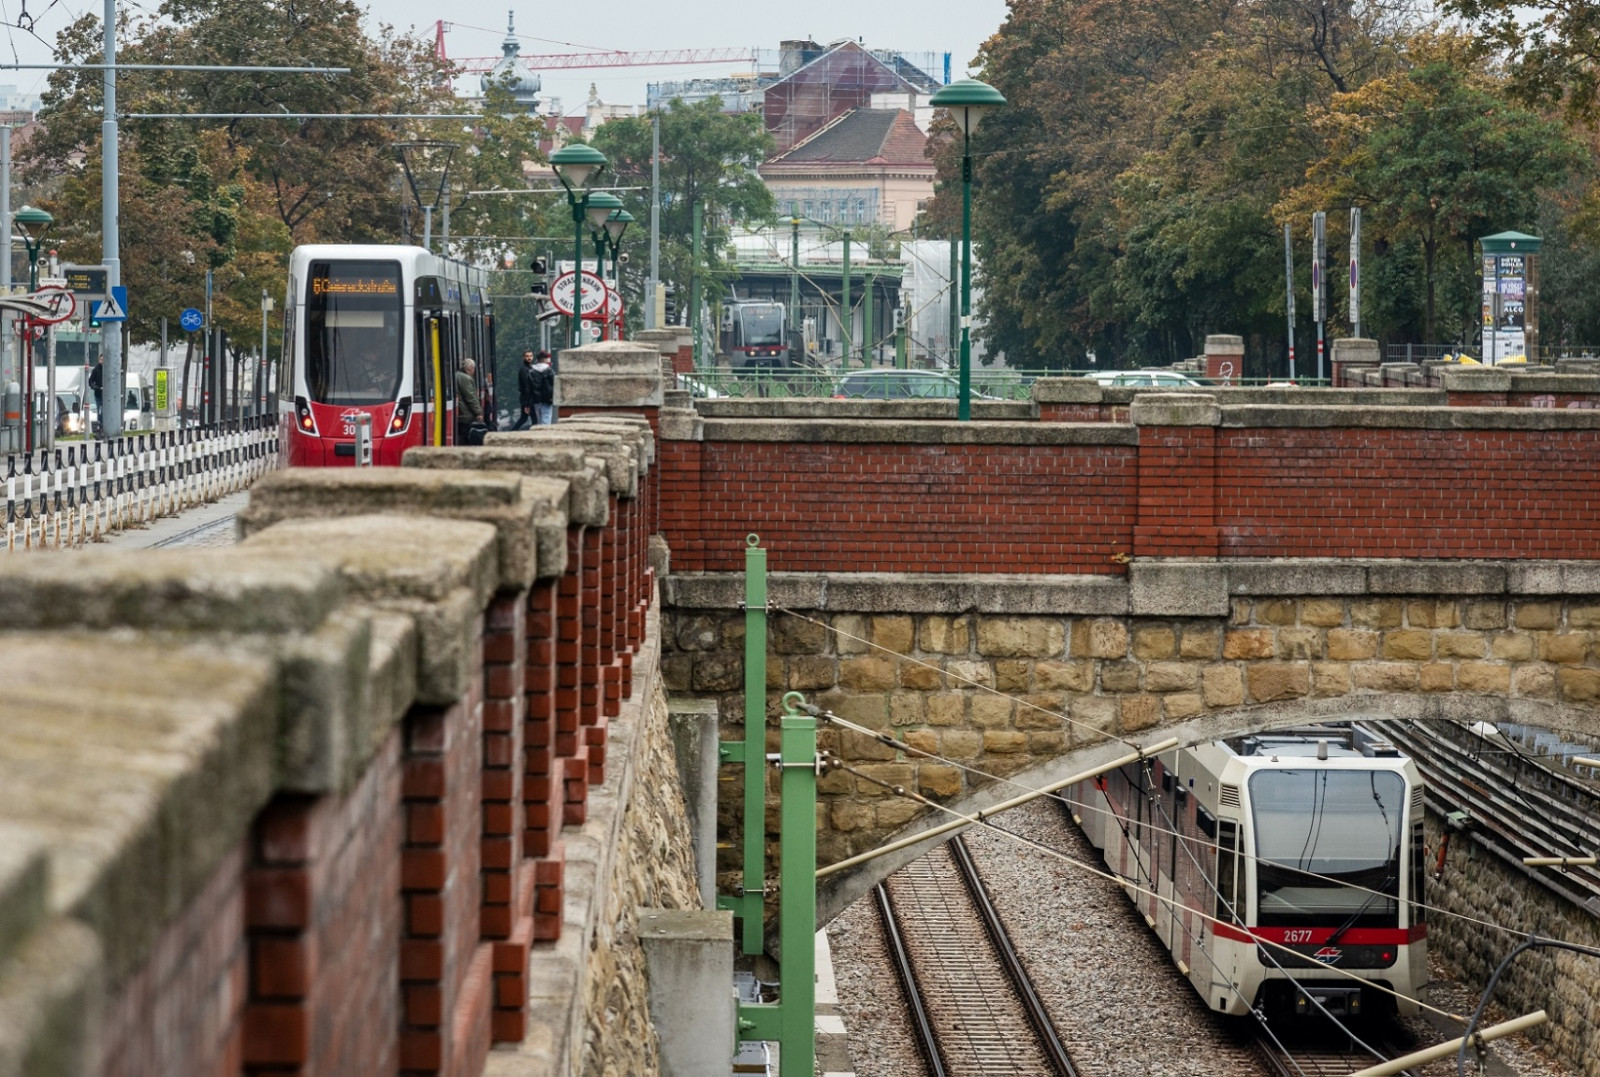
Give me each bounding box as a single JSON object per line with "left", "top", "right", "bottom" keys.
{"left": 180, "top": 307, "right": 204, "bottom": 332}
{"left": 548, "top": 270, "right": 608, "bottom": 317}
{"left": 61, "top": 264, "right": 109, "bottom": 294}
{"left": 31, "top": 286, "right": 76, "bottom": 325}
{"left": 90, "top": 286, "right": 129, "bottom": 323}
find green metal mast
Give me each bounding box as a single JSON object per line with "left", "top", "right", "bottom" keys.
{"left": 840, "top": 230, "right": 851, "bottom": 368}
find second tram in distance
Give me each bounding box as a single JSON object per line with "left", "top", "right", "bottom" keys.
{"left": 1067, "top": 725, "right": 1427, "bottom": 1019}
{"left": 279, "top": 244, "right": 497, "bottom": 467}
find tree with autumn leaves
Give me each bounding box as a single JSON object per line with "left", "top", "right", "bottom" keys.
{"left": 951, "top": 0, "right": 1596, "bottom": 370}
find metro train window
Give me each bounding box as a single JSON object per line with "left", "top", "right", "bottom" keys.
{"left": 1249, "top": 768, "right": 1404, "bottom": 928}
{"left": 305, "top": 261, "right": 404, "bottom": 406}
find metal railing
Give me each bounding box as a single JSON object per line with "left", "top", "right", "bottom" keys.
{"left": 678, "top": 368, "right": 1333, "bottom": 401}
{"left": 4, "top": 416, "right": 279, "bottom": 553}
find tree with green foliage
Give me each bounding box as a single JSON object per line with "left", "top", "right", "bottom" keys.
{"left": 589, "top": 97, "right": 775, "bottom": 331}
{"left": 1285, "top": 30, "right": 1583, "bottom": 343}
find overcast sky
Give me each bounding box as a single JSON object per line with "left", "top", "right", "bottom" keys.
{"left": 0, "top": 1, "right": 1013, "bottom": 114}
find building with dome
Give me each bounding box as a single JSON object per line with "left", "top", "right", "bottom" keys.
{"left": 480, "top": 11, "right": 542, "bottom": 113}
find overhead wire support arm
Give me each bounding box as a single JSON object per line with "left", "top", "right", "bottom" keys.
{"left": 127, "top": 113, "right": 479, "bottom": 120}
{"left": 1, "top": 63, "right": 352, "bottom": 72}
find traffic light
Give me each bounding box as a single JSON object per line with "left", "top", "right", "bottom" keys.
{"left": 529, "top": 255, "right": 548, "bottom": 298}
{"left": 662, "top": 285, "right": 677, "bottom": 325}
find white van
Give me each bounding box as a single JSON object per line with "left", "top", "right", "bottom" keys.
{"left": 33, "top": 366, "right": 151, "bottom": 433}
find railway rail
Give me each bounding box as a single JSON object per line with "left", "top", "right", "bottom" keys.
{"left": 1377, "top": 719, "right": 1600, "bottom": 912}
{"left": 876, "top": 837, "right": 1078, "bottom": 1077}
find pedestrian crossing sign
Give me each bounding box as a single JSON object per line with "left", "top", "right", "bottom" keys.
{"left": 89, "top": 286, "right": 129, "bottom": 323}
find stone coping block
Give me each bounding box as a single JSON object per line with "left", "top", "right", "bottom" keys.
{"left": 1218, "top": 404, "right": 1600, "bottom": 429}
{"left": 486, "top": 429, "right": 639, "bottom": 499}
{"left": 1329, "top": 338, "right": 1380, "bottom": 363}
{"left": 1438, "top": 368, "right": 1513, "bottom": 392}
{"left": 662, "top": 389, "right": 692, "bottom": 409}
{"left": 664, "top": 572, "right": 1130, "bottom": 614}
{"left": 1030, "top": 378, "right": 1104, "bottom": 404}
{"left": 1031, "top": 377, "right": 1446, "bottom": 408}
{"left": 0, "top": 633, "right": 280, "bottom": 984}
{"left": 1129, "top": 394, "right": 1221, "bottom": 427}
{"left": 406, "top": 444, "right": 606, "bottom": 535}
{"left": 632, "top": 329, "right": 680, "bottom": 356}
{"left": 666, "top": 560, "right": 1600, "bottom": 616}
{"left": 556, "top": 417, "right": 656, "bottom": 470}
{"left": 1205, "top": 334, "right": 1244, "bottom": 354}
{"left": 1505, "top": 372, "right": 1600, "bottom": 393}
{"left": 0, "top": 549, "right": 343, "bottom": 634}
{"left": 0, "top": 830, "right": 49, "bottom": 967}
{"left": 242, "top": 515, "right": 497, "bottom": 706}
{"left": 0, "top": 915, "right": 101, "bottom": 1077}
{"left": 555, "top": 341, "right": 665, "bottom": 409}
{"left": 240, "top": 467, "right": 541, "bottom": 592}
{"left": 691, "top": 418, "right": 1138, "bottom": 446}
{"left": 695, "top": 399, "right": 1033, "bottom": 421}
{"left": 658, "top": 407, "right": 702, "bottom": 441}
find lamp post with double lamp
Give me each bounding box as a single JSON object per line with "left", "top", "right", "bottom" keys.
{"left": 582, "top": 191, "right": 623, "bottom": 341}
{"left": 15, "top": 205, "right": 52, "bottom": 451}
{"left": 549, "top": 143, "right": 609, "bottom": 349}
{"left": 927, "top": 77, "right": 1006, "bottom": 421}
{"left": 602, "top": 209, "right": 633, "bottom": 339}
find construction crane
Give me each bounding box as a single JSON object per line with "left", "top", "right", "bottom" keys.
{"left": 435, "top": 21, "right": 757, "bottom": 74}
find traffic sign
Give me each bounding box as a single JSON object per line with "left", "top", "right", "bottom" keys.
{"left": 30, "top": 286, "right": 76, "bottom": 325}
{"left": 90, "top": 286, "right": 128, "bottom": 323}
{"left": 179, "top": 307, "right": 204, "bottom": 332}
{"left": 548, "top": 270, "right": 608, "bottom": 317}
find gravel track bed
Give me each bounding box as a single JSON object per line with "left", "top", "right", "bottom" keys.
{"left": 824, "top": 797, "right": 1570, "bottom": 1076}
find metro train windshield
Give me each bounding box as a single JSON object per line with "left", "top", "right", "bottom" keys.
{"left": 738, "top": 306, "right": 784, "bottom": 346}
{"left": 305, "top": 260, "right": 404, "bottom": 406}
{"left": 1249, "top": 769, "right": 1404, "bottom": 927}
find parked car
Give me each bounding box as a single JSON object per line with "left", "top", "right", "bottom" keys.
{"left": 1082, "top": 369, "right": 1206, "bottom": 388}
{"left": 832, "top": 368, "right": 1002, "bottom": 401}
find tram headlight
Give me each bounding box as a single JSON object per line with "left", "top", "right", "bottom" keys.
{"left": 294, "top": 395, "right": 318, "bottom": 434}
{"left": 391, "top": 396, "right": 412, "bottom": 433}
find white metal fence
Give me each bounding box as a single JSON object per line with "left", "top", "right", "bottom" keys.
{"left": 3, "top": 417, "right": 278, "bottom": 552}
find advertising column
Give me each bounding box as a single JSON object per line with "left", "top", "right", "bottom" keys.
{"left": 1480, "top": 231, "right": 1541, "bottom": 365}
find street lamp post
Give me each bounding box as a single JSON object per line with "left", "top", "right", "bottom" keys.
{"left": 15, "top": 204, "right": 52, "bottom": 451}
{"left": 550, "top": 144, "right": 608, "bottom": 350}
{"left": 928, "top": 77, "right": 1006, "bottom": 421}
{"left": 602, "top": 209, "right": 633, "bottom": 340}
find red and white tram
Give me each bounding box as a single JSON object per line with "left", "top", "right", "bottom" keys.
{"left": 1069, "top": 725, "right": 1427, "bottom": 1019}
{"left": 279, "top": 245, "right": 496, "bottom": 467}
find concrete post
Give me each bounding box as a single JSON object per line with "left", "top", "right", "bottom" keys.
{"left": 1203, "top": 334, "right": 1244, "bottom": 385}
{"left": 639, "top": 908, "right": 735, "bottom": 1077}
{"left": 667, "top": 698, "right": 721, "bottom": 910}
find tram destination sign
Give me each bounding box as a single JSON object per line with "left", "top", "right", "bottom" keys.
{"left": 61, "top": 264, "right": 109, "bottom": 295}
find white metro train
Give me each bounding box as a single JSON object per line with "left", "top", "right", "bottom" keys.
{"left": 1067, "top": 725, "right": 1427, "bottom": 1018}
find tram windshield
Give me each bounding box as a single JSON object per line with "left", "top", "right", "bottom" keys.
{"left": 737, "top": 305, "right": 785, "bottom": 347}
{"left": 1249, "top": 769, "right": 1404, "bottom": 927}
{"left": 305, "top": 260, "right": 404, "bottom": 406}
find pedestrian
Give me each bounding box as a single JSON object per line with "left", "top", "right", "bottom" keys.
{"left": 87, "top": 356, "right": 104, "bottom": 418}
{"left": 531, "top": 350, "right": 555, "bottom": 425}
{"left": 513, "top": 349, "right": 537, "bottom": 430}
{"left": 455, "top": 357, "right": 484, "bottom": 444}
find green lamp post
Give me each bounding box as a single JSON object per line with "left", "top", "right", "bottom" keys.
{"left": 584, "top": 190, "right": 624, "bottom": 271}
{"left": 603, "top": 209, "right": 634, "bottom": 339}
{"left": 928, "top": 77, "right": 1006, "bottom": 420}
{"left": 550, "top": 143, "right": 608, "bottom": 349}
{"left": 15, "top": 204, "right": 53, "bottom": 290}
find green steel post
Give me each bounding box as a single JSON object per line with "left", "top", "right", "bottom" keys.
{"left": 862, "top": 270, "right": 874, "bottom": 367}
{"left": 840, "top": 230, "right": 851, "bottom": 367}
{"left": 789, "top": 211, "right": 800, "bottom": 335}
{"left": 948, "top": 234, "right": 959, "bottom": 371}
{"left": 776, "top": 694, "right": 817, "bottom": 1075}
{"left": 691, "top": 200, "right": 703, "bottom": 370}
{"left": 732, "top": 533, "right": 767, "bottom": 954}
{"left": 571, "top": 194, "right": 587, "bottom": 349}
{"left": 896, "top": 313, "right": 908, "bottom": 368}
{"left": 959, "top": 137, "right": 973, "bottom": 421}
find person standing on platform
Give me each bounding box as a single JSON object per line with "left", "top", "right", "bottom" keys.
{"left": 455, "top": 357, "right": 483, "bottom": 444}
{"left": 514, "top": 349, "right": 537, "bottom": 430}
{"left": 531, "top": 350, "right": 555, "bottom": 425}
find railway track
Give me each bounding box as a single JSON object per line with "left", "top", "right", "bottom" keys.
{"left": 876, "top": 837, "right": 1078, "bottom": 1077}
{"left": 1245, "top": 1022, "right": 1415, "bottom": 1077}
{"left": 1378, "top": 719, "right": 1600, "bottom": 911}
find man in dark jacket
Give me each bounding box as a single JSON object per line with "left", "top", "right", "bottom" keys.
{"left": 530, "top": 351, "right": 555, "bottom": 425}
{"left": 455, "top": 357, "right": 483, "bottom": 444}
{"left": 513, "top": 349, "right": 537, "bottom": 430}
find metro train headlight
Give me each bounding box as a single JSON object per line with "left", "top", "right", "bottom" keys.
{"left": 391, "top": 396, "right": 413, "bottom": 433}
{"left": 294, "top": 395, "right": 318, "bottom": 434}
